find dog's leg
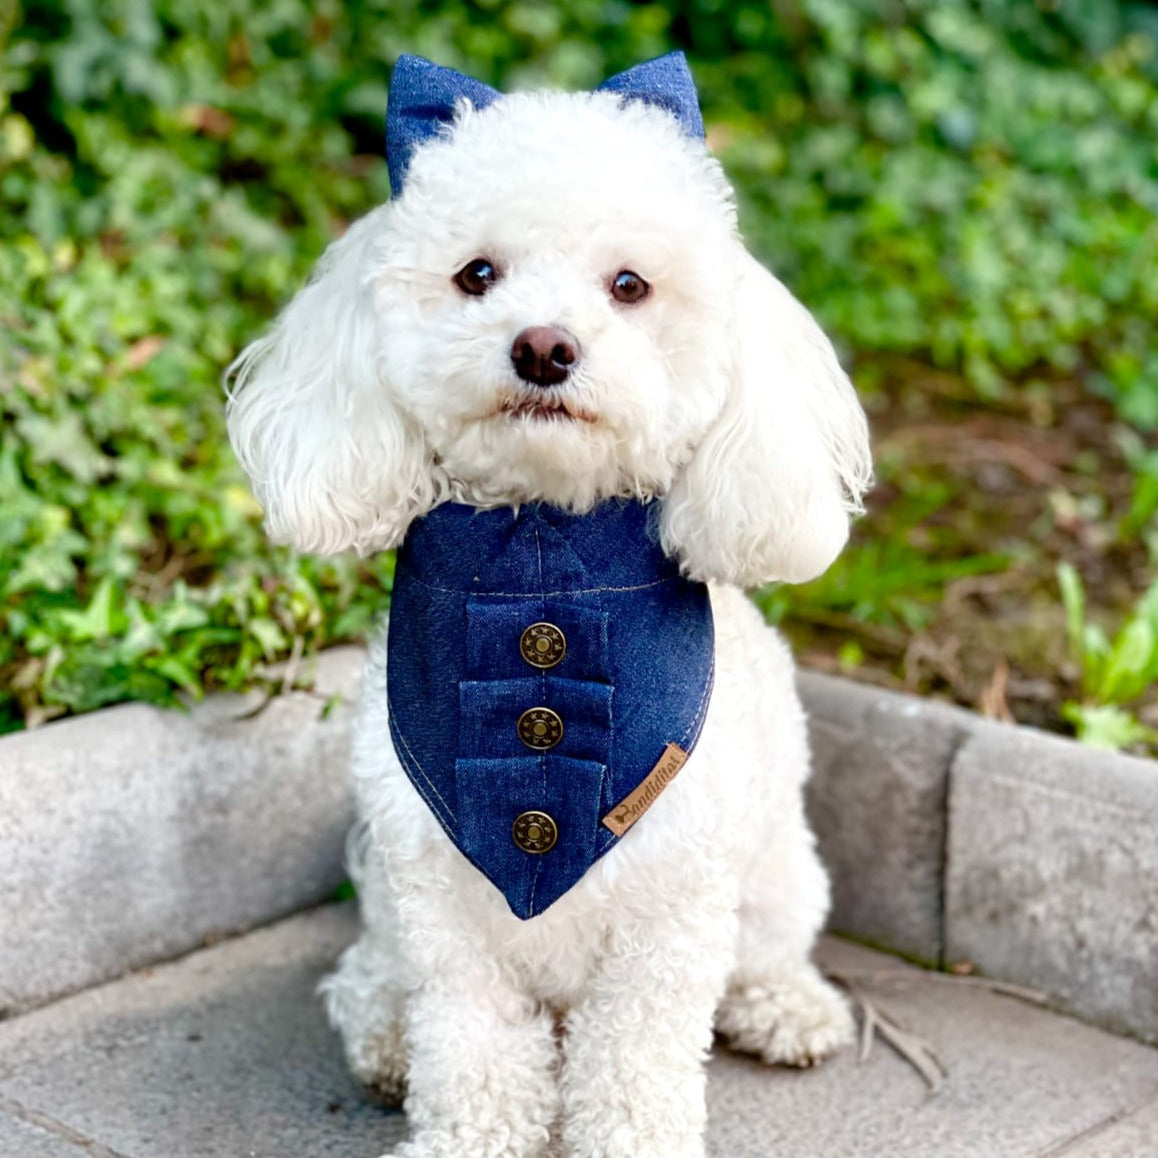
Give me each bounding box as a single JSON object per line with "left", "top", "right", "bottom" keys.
{"left": 716, "top": 812, "right": 854, "bottom": 1067}
{"left": 388, "top": 972, "right": 559, "bottom": 1158}
{"left": 321, "top": 928, "right": 409, "bottom": 1105}
{"left": 559, "top": 891, "right": 735, "bottom": 1158}
{"left": 320, "top": 822, "right": 411, "bottom": 1104}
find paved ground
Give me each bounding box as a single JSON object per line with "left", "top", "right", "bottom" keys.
{"left": 0, "top": 905, "right": 1154, "bottom": 1158}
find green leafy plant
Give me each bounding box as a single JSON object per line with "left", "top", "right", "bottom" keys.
{"left": 2, "top": 0, "right": 1157, "bottom": 734}
{"left": 1058, "top": 562, "right": 1158, "bottom": 750}
{"left": 1115, "top": 428, "right": 1158, "bottom": 557}
{"left": 758, "top": 541, "right": 1005, "bottom": 633}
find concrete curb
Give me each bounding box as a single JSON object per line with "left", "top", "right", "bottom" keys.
{"left": 2, "top": 648, "right": 1155, "bottom": 1046}
{"left": 0, "top": 647, "right": 363, "bottom": 1019}
{"left": 802, "top": 671, "right": 1158, "bottom": 1045}
{"left": 800, "top": 672, "right": 972, "bottom": 966}
{"left": 945, "top": 722, "right": 1158, "bottom": 1043}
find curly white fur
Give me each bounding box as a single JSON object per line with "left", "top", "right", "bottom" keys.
{"left": 228, "top": 86, "right": 872, "bottom": 1158}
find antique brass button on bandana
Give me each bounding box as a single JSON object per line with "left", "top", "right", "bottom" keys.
{"left": 520, "top": 622, "right": 566, "bottom": 668}
{"left": 512, "top": 810, "right": 558, "bottom": 854}
{"left": 517, "top": 706, "right": 563, "bottom": 750}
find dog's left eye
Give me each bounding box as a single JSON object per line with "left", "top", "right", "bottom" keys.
{"left": 454, "top": 258, "right": 500, "bottom": 296}
{"left": 610, "top": 270, "right": 650, "bottom": 304}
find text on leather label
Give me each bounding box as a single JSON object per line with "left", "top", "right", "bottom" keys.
{"left": 601, "top": 743, "right": 689, "bottom": 837}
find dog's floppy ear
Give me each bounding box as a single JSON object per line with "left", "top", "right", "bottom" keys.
{"left": 661, "top": 243, "right": 872, "bottom": 587}
{"left": 225, "top": 207, "right": 434, "bottom": 555}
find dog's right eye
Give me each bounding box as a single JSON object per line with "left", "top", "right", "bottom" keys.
{"left": 454, "top": 258, "right": 500, "bottom": 296}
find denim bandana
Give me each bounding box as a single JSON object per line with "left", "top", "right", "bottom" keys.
{"left": 387, "top": 500, "right": 715, "bottom": 919}
{"left": 385, "top": 51, "right": 705, "bottom": 196}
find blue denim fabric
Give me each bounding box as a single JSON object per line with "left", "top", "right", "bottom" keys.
{"left": 387, "top": 501, "right": 715, "bottom": 919}
{"left": 385, "top": 51, "right": 705, "bottom": 196}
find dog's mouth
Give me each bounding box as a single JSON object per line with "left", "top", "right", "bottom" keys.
{"left": 499, "top": 395, "right": 597, "bottom": 425}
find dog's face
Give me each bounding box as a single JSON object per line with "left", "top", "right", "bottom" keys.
{"left": 371, "top": 94, "right": 736, "bottom": 513}
{"left": 227, "top": 91, "right": 871, "bottom": 587}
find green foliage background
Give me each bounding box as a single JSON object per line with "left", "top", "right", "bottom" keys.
{"left": 3, "top": 0, "right": 1157, "bottom": 732}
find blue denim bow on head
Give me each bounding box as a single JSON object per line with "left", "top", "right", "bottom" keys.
{"left": 385, "top": 51, "right": 705, "bottom": 196}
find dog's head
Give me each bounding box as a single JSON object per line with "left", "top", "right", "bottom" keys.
{"left": 226, "top": 56, "right": 871, "bottom": 586}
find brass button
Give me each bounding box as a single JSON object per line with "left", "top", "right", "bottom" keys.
{"left": 517, "top": 706, "right": 563, "bottom": 750}
{"left": 520, "top": 622, "right": 566, "bottom": 669}
{"left": 512, "top": 810, "right": 558, "bottom": 854}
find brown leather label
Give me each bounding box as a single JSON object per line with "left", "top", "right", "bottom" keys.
{"left": 601, "top": 743, "right": 689, "bottom": 837}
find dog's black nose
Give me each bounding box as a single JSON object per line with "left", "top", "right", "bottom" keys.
{"left": 511, "top": 326, "right": 580, "bottom": 387}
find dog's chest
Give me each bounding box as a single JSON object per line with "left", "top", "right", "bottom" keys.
{"left": 386, "top": 500, "right": 714, "bottom": 921}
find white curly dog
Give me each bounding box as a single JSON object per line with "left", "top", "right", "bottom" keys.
{"left": 227, "top": 64, "right": 872, "bottom": 1158}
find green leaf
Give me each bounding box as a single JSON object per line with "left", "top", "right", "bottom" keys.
{"left": 247, "top": 616, "right": 288, "bottom": 659}
{"left": 1080, "top": 624, "right": 1112, "bottom": 694}
{"left": 55, "top": 577, "right": 124, "bottom": 643}
{"left": 1094, "top": 617, "right": 1158, "bottom": 704}
{"left": 1120, "top": 469, "right": 1158, "bottom": 541}
{"left": 1062, "top": 703, "right": 1158, "bottom": 752}
{"left": 1057, "top": 563, "right": 1086, "bottom": 666}
{"left": 146, "top": 654, "right": 204, "bottom": 699}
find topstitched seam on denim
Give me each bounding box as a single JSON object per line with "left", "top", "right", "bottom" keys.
{"left": 528, "top": 525, "right": 545, "bottom": 917}
{"left": 394, "top": 743, "right": 454, "bottom": 829}
{"left": 598, "top": 576, "right": 615, "bottom": 856}
{"left": 527, "top": 751, "right": 544, "bottom": 917}
{"left": 388, "top": 708, "right": 457, "bottom": 823}
{"left": 400, "top": 758, "right": 454, "bottom": 831}
{"left": 393, "top": 724, "right": 456, "bottom": 825}
{"left": 679, "top": 655, "right": 715, "bottom": 749}
{"left": 596, "top": 715, "right": 614, "bottom": 855}
{"left": 592, "top": 655, "right": 709, "bottom": 857}
{"left": 395, "top": 563, "right": 674, "bottom": 597}
{"left": 586, "top": 574, "right": 613, "bottom": 858}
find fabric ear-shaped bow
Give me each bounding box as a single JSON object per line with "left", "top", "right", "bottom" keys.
{"left": 385, "top": 51, "right": 705, "bottom": 197}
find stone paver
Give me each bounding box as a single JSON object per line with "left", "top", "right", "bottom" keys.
{"left": 1052, "top": 1100, "right": 1158, "bottom": 1157}
{"left": 0, "top": 905, "right": 401, "bottom": 1158}
{"left": 0, "top": 1108, "right": 92, "bottom": 1158}
{"left": 801, "top": 670, "right": 973, "bottom": 965}
{"left": 946, "top": 723, "right": 1158, "bottom": 1046}
{"left": 0, "top": 646, "right": 364, "bottom": 1017}
{"left": 1, "top": 905, "right": 1155, "bottom": 1158}
{"left": 735, "top": 937, "right": 1158, "bottom": 1158}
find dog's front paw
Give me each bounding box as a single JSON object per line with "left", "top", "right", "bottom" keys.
{"left": 320, "top": 943, "right": 409, "bottom": 1106}
{"left": 346, "top": 1019, "right": 408, "bottom": 1108}
{"left": 716, "top": 965, "right": 854, "bottom": 1068}
{"left": 383, "top": 1142, "right": 432, "bottom": 1158}
{"left": 385, "top": 1127, "right": 549, "bottom": 1158}
{"left": 383, "top": 1136, "right": 453, "bottom": 1158}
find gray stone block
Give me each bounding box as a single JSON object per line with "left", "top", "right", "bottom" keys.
{"left": 708, "top": 935, "right": 1158, "bottom": 1158}
{"left": 800, "top": 672, "right": 975, "bottom": 965}
{"left": 1065, "top": 1098, "right": 1158, "bottom": 1156}
{"left": 945, "top": 721, "right": 1158, "bottom": 1045}
{"left": 0, "top": 1109, "right": 92, "bottom": 1158}
{"left": 0, "top": 905, "right": 405, "bottom": 1158}
{"left": 3, "top": 907, "right": 1156, "bottom": 1158}
{"left": 0, "top": 646, "right": 364, "bottom": 1017}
